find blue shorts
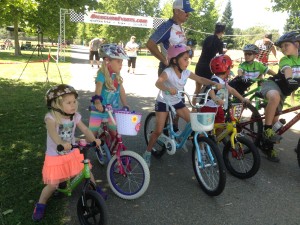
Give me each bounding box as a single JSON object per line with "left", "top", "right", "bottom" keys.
{"left": 155, "top": 101, "right": 185, "bottom": 112}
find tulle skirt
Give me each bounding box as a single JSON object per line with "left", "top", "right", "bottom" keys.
{"left": 42, "top": 149, "right": 91, "bottom": 185}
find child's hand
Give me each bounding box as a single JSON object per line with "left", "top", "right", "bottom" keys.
{"left": 62, "top": 142, "right": 72, "bottom": 151}
{"left": 95, "top": 139, "right": 101, "bottom": 147}
{"left": 242, "top": 98, "right": 250, "bottom": 105}
{"left": 167, "top": 88, "right": 177, "bottom": 95}
{"left": 215, "top": 99, "right": 224, "bottom": 106}
{"left": 95, "top": 103, "right": 104, "bottom": 112}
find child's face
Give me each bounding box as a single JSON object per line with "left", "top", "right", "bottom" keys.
{"left": 108, "top": 59, "right": 123, "bottom": 73}
{"left": 280, "top": 42, "right": 299, "bottom": 56}
{"left": 244, "top": 51, "right": 255, "bottom": 62}
{"left": 61, "top": 94, "right": 77, "bottom": 115}
{"left": 177, "top": 52, "right": 190, "bottom": 70}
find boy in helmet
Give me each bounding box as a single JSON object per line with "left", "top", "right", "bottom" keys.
{"left": 200, "top": 54, "right": 249, "bottom": 124}
{"left": 260, "top": 31, "right": 300, "bottom": 162}
{"left": 229, "top": 44, "right": 276, "bottom": 95}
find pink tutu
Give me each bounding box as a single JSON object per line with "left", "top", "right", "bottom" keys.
{"left": 42, "top": 149, "right": 92, "bottom": 185}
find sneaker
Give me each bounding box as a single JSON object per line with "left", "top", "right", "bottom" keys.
{"left": 263, "top": 128, "right": 282, "bottom": 143}
{"left": 32, "top": 203, "right": 46, "bottom": 221}
{"left": 261, "top": 144, "right": 280, "bottom": 162}
{"left": 143, "top": 151, "right": 151, "bottom": 168}
{"left": 91, "top": 65, "right": 94, "bottom": 67}
{"left": 96, "top": 186, "right": 108, "bottom": 200}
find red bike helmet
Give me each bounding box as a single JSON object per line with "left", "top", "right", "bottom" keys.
{"left": 210, "top": 54, "right": 233, "bottom": 75}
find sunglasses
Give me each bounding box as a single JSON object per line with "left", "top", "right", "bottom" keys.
{"left": 244, "top": 52, "right": 254, "bottom": 56}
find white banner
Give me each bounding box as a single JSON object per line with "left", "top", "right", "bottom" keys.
{"left": 84, "top": 12, "right": 154, "bottom": 28}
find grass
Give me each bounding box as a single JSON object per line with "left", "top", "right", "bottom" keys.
{"left": 0, "top": 48, "right": 71, "bottom": 224}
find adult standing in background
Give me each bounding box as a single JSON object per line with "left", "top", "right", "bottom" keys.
{"left": 125, "top": 36, "right": 139, "bottom": 74}
{"left": 192, "top": 23, "right": 227, "bottom": 107}
{"left": 89, "top": 38, "right": 105, "bottom": 68}
{"left": 255, "top": 33, "right": 277, "bottom": 65}
{"left": 146, "top": 0, "right": 194, "bottom": 76}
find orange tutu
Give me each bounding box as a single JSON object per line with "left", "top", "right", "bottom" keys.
{"left": 42, "top": 149, "right": 92, "bottom": 185}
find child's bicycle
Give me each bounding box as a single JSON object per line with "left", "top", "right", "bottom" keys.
{"left": 144, "top": 88, "right": 226, "bottom": 196}
{"left": 56, "top": 141, "right": 108, "bottom": 225}
{"left": 212, "top": 102, "right": 261, "bottom": 179}
{"left": 93, "top": 104, "right": 150, "bottom": 200}
{"left": 236, "top": 102, "right": 300, "bottom": 166}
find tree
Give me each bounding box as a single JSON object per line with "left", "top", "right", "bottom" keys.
{"left": 220, "top": 0, "right": 234, "bottom": 49}
{"left": 271, "top": 0, "right": 300, "bottom": 13}
{"left": 284, "top": 11, "right": 300, "bottom": 32}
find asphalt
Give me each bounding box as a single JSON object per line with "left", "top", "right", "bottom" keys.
{"left": 62, "top": 45, "right": 300, "bottom": 225}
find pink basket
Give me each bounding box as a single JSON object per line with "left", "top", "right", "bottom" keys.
{"left": 114, "top": 111, "right": 142, "bottom": 136}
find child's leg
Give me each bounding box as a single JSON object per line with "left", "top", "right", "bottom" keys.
{"left": 38, "top": 184, "right": 57, "bottom": 204}
{"left": 89, "top": 111, "right": 103, "bottom": 137}
{"left": 146, "top": 111, "right": 169, "bottom": 152}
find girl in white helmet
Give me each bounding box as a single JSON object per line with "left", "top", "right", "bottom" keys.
{"left": 89, "top": 44, "right": 130, "bottom": 138}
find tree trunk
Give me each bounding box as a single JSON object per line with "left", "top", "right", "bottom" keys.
{"left": 14, "top": 19, "right": 21, "bottom": 56}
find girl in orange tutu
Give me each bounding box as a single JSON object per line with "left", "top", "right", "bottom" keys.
{"left": 32, "top": 84, "right": 103, "bottom": 222}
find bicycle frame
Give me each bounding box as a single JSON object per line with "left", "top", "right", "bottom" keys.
{"left": 240, "top": 104, "right": 300, "bottom": 136}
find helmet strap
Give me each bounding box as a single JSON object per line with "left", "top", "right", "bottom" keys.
{"left": 51, "top": 107, "right": 75, "bottom": 121}
{"left": 174, "top": 58, "right": 183, "bottom": 73}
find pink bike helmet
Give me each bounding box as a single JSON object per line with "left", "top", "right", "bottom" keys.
{"left": 167, "top": 44, "right": 189, "bottom": 62}
{"left": 210, "top": 54, "right": 233, "bottom": 75}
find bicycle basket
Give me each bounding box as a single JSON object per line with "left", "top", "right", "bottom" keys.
{"left": 230, "top": 103, "right": 243, "bottom": 121}
{"left": 114, "top": 110, "right": 142, "bottom": 136}
{"left": 190, "top": 112, "right": 215, "bottom": 132}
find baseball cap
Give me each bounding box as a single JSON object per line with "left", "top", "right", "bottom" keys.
{"left": 173, "top": 0, "right": 194, "bottom": 13}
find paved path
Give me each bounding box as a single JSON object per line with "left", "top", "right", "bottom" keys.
{"left": 64, "top": 45, "right": 300, "bottom": 225}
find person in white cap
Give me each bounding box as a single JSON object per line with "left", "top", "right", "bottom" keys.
{"left": 146, "top": 0, "right": 194, "bottom": 76}
{"left": 125, "top": 35, "right": 139, "bottom": 74}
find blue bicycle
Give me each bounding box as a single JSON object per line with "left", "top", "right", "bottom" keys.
{"left": 144, "top": 88, "right": 226, "bottom": 196}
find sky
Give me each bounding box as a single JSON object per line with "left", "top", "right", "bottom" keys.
{"left": 215, "top": 0, "right": 288, "bottom": 33}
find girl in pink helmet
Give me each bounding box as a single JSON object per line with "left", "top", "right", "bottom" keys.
{"left": 142, "top": 44, "right": 223, "bottom": 167}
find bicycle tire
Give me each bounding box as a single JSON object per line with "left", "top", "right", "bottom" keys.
{"left": 144, "top": 112, "right": 166, "bottom": 158}
{"left": 77, "top": 190, "right": 108, "bottom": 225}
{"left": 236, "top": 103, "right": 263, "bottom": 147}
{"left": 223, "top": 136, "right": 261, "bottom": 179}
{"left": 297, "top": 138, "right": 300, "bottom": 168}
{"left": 192, "top": 136, "right": 226, "bottom": 196}
{"left": 107, "top": 151, "right": 150, "bottom": 200}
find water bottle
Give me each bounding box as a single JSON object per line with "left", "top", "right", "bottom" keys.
{"left": 272, "top": 119, "right": 286, "bottom": 132}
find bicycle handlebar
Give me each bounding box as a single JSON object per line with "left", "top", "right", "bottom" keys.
{"left": 57, "top": 141, "right": 96, "bottom": 152}
{"left": 177, "top": 85, "right": 216, "bottom": 109}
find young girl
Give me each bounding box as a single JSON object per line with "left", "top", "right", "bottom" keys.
{"left": 199, "top": 54, "right": 249, "bottom": 124}
{"left": 143, "top": 44, "right": 223, "bottom": 168}
{"left": 260, "top": 31, "right": 300, "bottom": 162}
{"left": 32, "top": 84, "right": 102, "bottom": 221}
{"left": 229, "top": 44, "right": 276, "bottom": 95}
{"left": 89, "top": 44, "right": 129, "bottom": 137}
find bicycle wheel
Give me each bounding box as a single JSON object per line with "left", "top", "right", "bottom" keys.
{"left": 192, "top": 136, "right": 226, "bottom": 196}
{"left": 223, "top": 136, "right": 261, "bottom": 179}
{"left": 296, "top": 138, "right": 300, "bottom": 167}
{"left": 144, "top": 112, "right": 166, "bottom": 158}
{"left": 236, "top": 103, "right": 263, "bottom": 147}
{"left": 107, "top": 151, "right": 150, "bottom": 200}
{"left": 77, "top": 190, "right": 108, "bottom": 225}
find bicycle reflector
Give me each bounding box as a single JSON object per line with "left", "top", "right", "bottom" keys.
{"left": 230, "top": 103, "right": 243, "bottom": 122}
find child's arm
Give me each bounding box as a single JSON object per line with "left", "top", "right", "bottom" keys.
{"left": 45, "top": 118, "right": 72, "bottom": 150}
{"left": 94, "top": 81, "right": 104, "bottom": 112}
{"left": 155, "top": 71, "right": 177, "bottom": 95}
{"left": 120, "top": 84, "right": 129, "bottom": 108}
{"left": 77, "top": 120, "right": 101, "bottom": 146}
{"left": 209, "top": 89, "right": 224, "bottom": 106}
{"left": 189, "top": 72, "right": 223, "bottom": 90}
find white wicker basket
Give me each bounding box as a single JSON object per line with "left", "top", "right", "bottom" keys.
{"left": 115, "top": 111, "right": 142, "bottom": 136}
{"left": 190, "top": 112, "right": 215, "bottom": 132}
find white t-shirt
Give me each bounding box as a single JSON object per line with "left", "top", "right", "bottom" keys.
{"left": 205, "top": 75, "right": 226, "bottom": 108}
{"left": 156, "top": 67, "right": 190, "bottom": 105}
{"left": 125, "top": 41, "right": 139, "bottom": 57}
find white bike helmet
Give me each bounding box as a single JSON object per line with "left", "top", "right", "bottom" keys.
{"left": 243, "top": 44, "right": 259, "bottom": 54}
{"left": 100, "top": 43, "right": 129, "bottom": 60}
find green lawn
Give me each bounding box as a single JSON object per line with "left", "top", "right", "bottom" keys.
{"left": 0, "top": 48, "right": 71, "bottom": 224}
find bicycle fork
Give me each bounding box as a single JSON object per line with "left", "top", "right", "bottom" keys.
{"left": 193, "top": 132, "right": 216, "bottom": 168}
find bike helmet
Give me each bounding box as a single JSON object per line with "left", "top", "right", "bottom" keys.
{"left": 243, "top": 44, "right": 259, "bottom": 54}
{"left": 210, "top": 54, "right": 232, "bottom": 74}
{"left": 46, "top": 84, "right": 78, "bottom": 108}
{"left": 275, "top": 31, "right": 300, "bottom": 47}
{"left": 167, "top": 44, "right": 189, "bottom": 62}
{"left": 99, "top": 43, "right": 129, "bottom": 59}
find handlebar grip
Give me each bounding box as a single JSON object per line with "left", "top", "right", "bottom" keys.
{"left": 57, "top": 145, "right": 64, "bottom": 152}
